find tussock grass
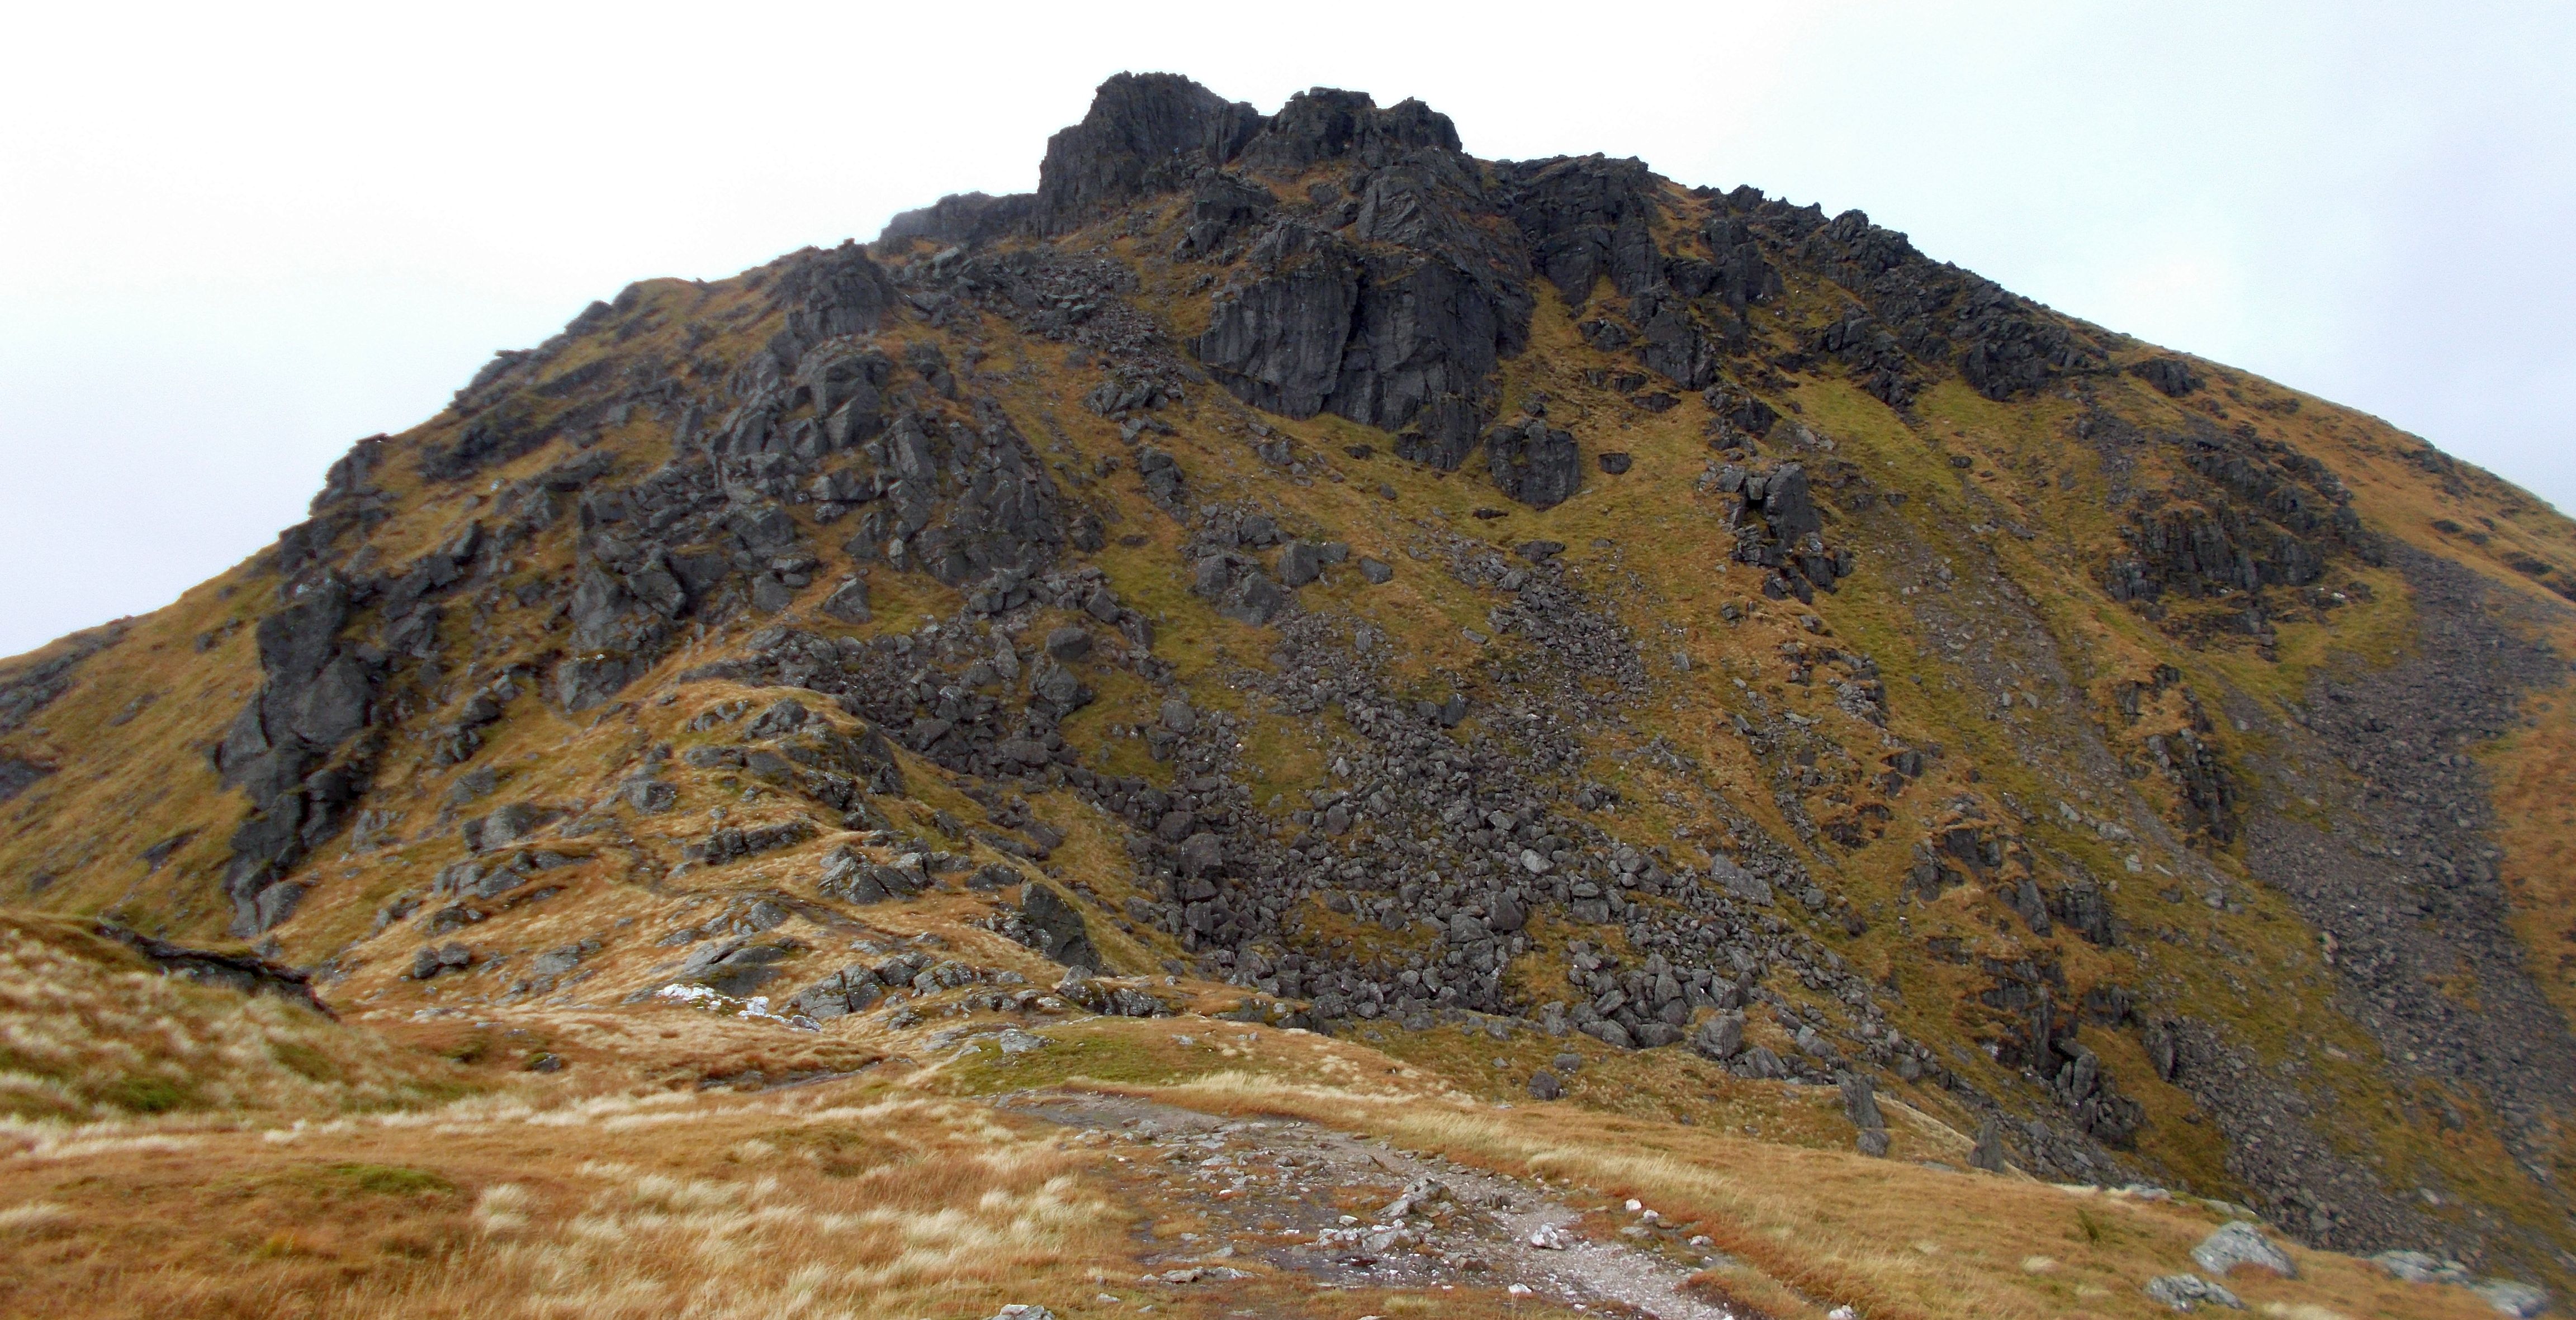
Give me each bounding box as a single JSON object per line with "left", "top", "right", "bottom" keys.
{"left": 0, "top": 915, "right": 457, "bottom": 1123}
{"left": 0, "top": 1081, "right": 1136, "bottom": 1320}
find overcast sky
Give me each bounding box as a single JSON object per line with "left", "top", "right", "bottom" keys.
{"left": 4, "top": 1, "right": 2569, "bottom": 657}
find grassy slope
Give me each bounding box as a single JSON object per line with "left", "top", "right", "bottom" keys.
{"left": 0, "top": 924, "right": 2510, "bottom": 1320}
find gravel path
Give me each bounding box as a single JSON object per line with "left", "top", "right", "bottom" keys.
{"left": 1002, "top": 1089, "right": 1741, "bottom": 1319}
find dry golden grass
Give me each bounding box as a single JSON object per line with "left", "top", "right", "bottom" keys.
{"left": 0, "top": 1082, "right": 1140, "bottom": 1320}
{"left": 0, "top": 915, "right": 459, "bottom": 1123}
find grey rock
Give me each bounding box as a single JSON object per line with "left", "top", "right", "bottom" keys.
{"left": 2191, "top": 1222, "right": 2295, "bottom": 1279}
{"left": 1044, "top": 626, "right": 1093, "bottom": 662}
{"left": 1711, "top": 858, "right": 1772, "bottom": 906}
{"left": 1749, "top": 462, "right": 1821, "bottom": 539}
{"left": 1034, "top": 74, "right": 1262, "bottom": 234}
{"left": 2371, "top": 1251, "right": 2470, "bottom": 1286}
{"left": 817, "top": 846, "right": 924, "bottom": 905}
{"left": 1178, "top": 832, "right": 1225, "bottom": 879}
{"left": 1969, "top": 1115, "right": 2008, "bottom": 1172}
{"left": 1358, "top": 557, "right": 1393, "bottom": 584}
{"left": 1277, "top": 540, "right": 1324, "bottom": 587}
{"left": 687, "top": 940, "right": 797, "bottom": 996}
{"left": 2143, "top": 1274, "right": 2243, "bottom": 1312}
{"left": 409, "top": 942, "right": 472, "bottom": 980}
{"left": 1840, "top": 1073, "right": 1886, "bottom": 1131}
{"left": 790, "top": 966, "right": 884, "bottom": 1020}
{"left": 746, "top": 698, "right": 809, "bottom": 738}
{"left": 820, "top": 578, "right": 873, "bottom": 623}
{"left": 529, "top": 944, "right": 587, "bottom": 977}
{"left": 622, "top": 776, "right": 677, "bottom": 813}
{"left": 1486, "top": 417, "right": 1581, "bottom": 510}
{"left": 2131, "top": 354, "right": 2205, "bottom": 397}
{"left": 1855, "top": 1129, "right": 1891, "bottom": 1158}
{"left": 2475, "top": 1280, "right": 2550, "bottom": 1318}
{"left": 1527, "top": 1070, "right": 1562, "bottom": 1100}
{"left": 1692, "top": 1013, "right": 1745, "bottom": 1060}
{"left": 1021, "top": 883, "right": 1102, "bottom": 970}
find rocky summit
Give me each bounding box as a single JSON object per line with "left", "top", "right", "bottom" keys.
{"left": 1, "top": 72, "right": 2572, "bottom": 1319}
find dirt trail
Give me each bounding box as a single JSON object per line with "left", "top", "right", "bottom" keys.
{"left": 1001, "top": 1090, "right": 1742, "bottom": 1319}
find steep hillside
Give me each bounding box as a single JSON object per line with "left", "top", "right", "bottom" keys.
{"left": 2, "top": 72, "right": 2570, "bottom": 1313}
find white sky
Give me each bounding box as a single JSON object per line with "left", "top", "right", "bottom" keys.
{"left": 3, "top": 1, "right": 2570, "bottom": 658}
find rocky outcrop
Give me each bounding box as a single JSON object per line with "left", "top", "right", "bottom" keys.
{"left": 93, "top": 920, "right": 333, "bottom": 1014}
{"left": 0, "top": 624, "right": 125, "bottom": 735}
{"left": 1714, "top": 461, "right": 1850, "bottom": 602}
{"left": 1019, "top": 882, "right": 1102, "bottom": 970}
{"left": 1242, "top": 87, "right": 1461, "bottom": 173}
{"left": 1194, "top": 202, "right": 1532, "bottom": 460}
{"left": 2132, "top": 354, "right": 2205, "bottom": 397}
{"left": 1500, "top": 155, "right": 1666, "bottom": 308}
{"left": 878, "top": 191, "right": 1035, "bottom": 248}
{"left": 1035, "top": 73, "right": 1263, "bottom": 234}
{"left": 212, "top": 577, "right": 382, "bottom": 935}
{"left": 2099, "top": 417, "right": 2374, "bottom": 623}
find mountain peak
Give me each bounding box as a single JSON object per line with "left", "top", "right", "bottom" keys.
{"left": 4, "top": 70, "right": 2574, "bottom": 1312}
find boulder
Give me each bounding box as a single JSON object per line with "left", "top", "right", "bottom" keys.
{"left": 1277, "top": 540, "right": 1324, "bottom": 587}
{"left": 1692, "top": 1013, "right": 1745, "bottom": 1059}
{"left": 1486, "top": 418, "right": 1581, "bottom": 509}
{"left": 1839, "top": 1073, "right": 1887, "bottom": 1131}
{"left": 1969, "top": 1115, "right": 2009, "bottom": 1172}
{"left": 2143, "top": 1275, "right": 2243, "bottom": 1312}
{"left": 820, "top": 578, "right": 872, "bottom": 623}
{"left": 2191, "top": 1223, "right": 2295, "bottom": 1279}
{"left": 1178, "top": 832, "right": 1225, "bottom": 879}
{"left": 1020, "top": 883, "right": 1102, "bottom": 970}
{"left": 1043, "top": 625, "right": 1093, "bottom": 662}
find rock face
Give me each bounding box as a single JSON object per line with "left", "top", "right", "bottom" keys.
{"left": 211, "top": 578, "right": 381, "bottom": 934}
{"left": 1193, "top": 196, "right": 1531, "bottom": 459}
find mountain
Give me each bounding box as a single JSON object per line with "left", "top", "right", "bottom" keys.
{"left": 1, "top": 72, "right": 2570, "bottom": 1316}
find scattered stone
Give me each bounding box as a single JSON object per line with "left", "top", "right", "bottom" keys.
{"left": 1527, "top": 1223, "right": 1578, "bottom": 1250}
